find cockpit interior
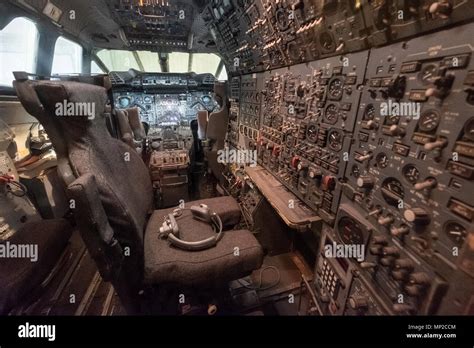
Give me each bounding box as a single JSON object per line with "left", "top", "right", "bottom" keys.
{"left": 0, "top": 0, "right": 473, "bottom": 319}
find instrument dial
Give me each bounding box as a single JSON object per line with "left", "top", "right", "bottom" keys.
{"left": 328, "top": 77, "right": 344, "bottom": 100}
{"left": 419, "top": 63, "right": 438, "bottom": 85}
{"left": 351, "top": 164, "right": 361, "bottom": 178}
{"left": 444, "top": 221, "right": 467, "bottom": 246}
{"left": 375, "top": 153, "right": 389, "bottom": 168}
{"left": 381, "top": 178, "right": 404, "bottom": 206}
{"left": 328, "top": 129, "right": 343, "bottom": 152}
{"left": 364, "top": 104, "right": 376, "bottom": 120}
{"left": 338, "top": 216, "right": 365, "bottom": 245}
{"left": 463, "top": 117, "right": 474, "bottom": 141}
{"left": 307, "top": 124, "right": 318, "bottom": 142}
{"left": 118, "top": 97, "right": 131, "bottom": 108}
{"left": 324, "top": 104, "right": 339, "bottom": 124}
{"left": 402, "top": 164, "right": 420, "bottom": 185}
{"left": 418, "top": 110, "right": 440, "bottom": 132}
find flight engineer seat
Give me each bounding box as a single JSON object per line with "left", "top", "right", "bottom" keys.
{"left": 13, "top": 78, "right": 263, "bottom": 314}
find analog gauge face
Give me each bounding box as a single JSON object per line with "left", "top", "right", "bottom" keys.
{"left": 201, "top": 95, "right": 212, "bottom": 104}
{"left": 307, "top": 124, "right": 318, "bottom": 142}
{"left": 324, "top": 104, "right": 339, "bottom": 124}
{"left": 375, "top": 152, "right": 389, "bottom": 168}
{"left": 444, "top": 221, "right": 467, "bottom": 246}
{"left": 419, "top": 64, "right": 438, "bottom": 85}
{"left": 328, "top": 129, "right": 343, "bottom": 152}
{"left": 463, "top": 118, "right": 474, "bottom": 141}
{"left": 118, "top": 97, "right": 130, "bottom": 108}
{"left": 381, "top": 178, "right": 404, "bottom": 206}
{"left": 418, "top": 110, "right": 440, "bottom": 132}
{"left": 328, "top": 78, "right": 344, "bottom": 100}
{"left": 402, "top": 164, "right": 420, "bottom": 185}
{"left": 364, "top": 104, "right": 376, "bottom": 120}
{"left": 144, "top": 95, "right": 153, "bottom": 103}
{"left": 337, "top": 216, "right": 365, "bottom": 245}
{"left": 351, "top": 164, "right": 361, "bottom": 178}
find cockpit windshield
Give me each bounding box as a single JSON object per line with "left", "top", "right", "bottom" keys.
{"left": 95, "top": 49, "right": 227, "bottom": 80}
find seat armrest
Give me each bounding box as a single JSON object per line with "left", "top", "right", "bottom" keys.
{"left": 67, "top": 173, "right": 123, "bottom": 281}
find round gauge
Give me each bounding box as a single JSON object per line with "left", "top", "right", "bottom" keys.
{"left": 402, "top": 164, "right": 420, "bottom": 185}
{"left": 201, "top": 95, "right": 212, "bottom": 104}
{"left": 144, "top": 96, "right": 153, "bottom": 103}
{"left": 328, "top": 129, "right": 343, "bottom": 152}
{"left": 444, "top": 221, "right": 467, "bottom": 246}
{"left": 337, "top": 216, "right": 365, "bottom": 245}
{"left": 419, "top": 64, "right": 438, "bottom": 85}
{"left": 463, "top": 118, "right": 474, "bottom": 141}
{"left": 351, "top": 164, "right": 361, "bottom": 178}
{"left": 118, "top": 97, "right": 130, "bottom": 108}
{"left": 375, "top": 153, "right": 389, "bottom": 168}
{"left": 324, "top": 104, "right": 339, "bottom": 124}
{"left": 381, "top": 178, "right": 405, "bottom": 206}
{"left": 307, "top": 124, "right": 318, "bottom": 142}
{"left": 319, "top": 31, "right": 335, "bottom": 52}
{"left": 364, "top": 104, "right": 376, "bottom": 121}
{"left": 328, "top": 78, "right": 344, "bottom": 100}
{"left": 276, "top": 7, "right": 290, "bottom": 31}
{"left": 418, "top": 110, "right": 440, "bottom": 132}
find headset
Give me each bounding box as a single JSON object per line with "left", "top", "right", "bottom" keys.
{"left": 158, "top": 204, "right": 223, "bottom": 251}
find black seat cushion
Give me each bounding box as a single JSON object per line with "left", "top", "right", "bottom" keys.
{"left": 0, "top": 219, "right": 73, "bottom": 314}
{"left": 144, "top": 197, "right": 263, "bottom": 287}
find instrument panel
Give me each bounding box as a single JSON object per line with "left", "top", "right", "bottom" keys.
{"left": 224, "top": 10, "right": 474, "bottom": 315}
{"left": 114, "top": 91, "right": 218, "bottom": 129}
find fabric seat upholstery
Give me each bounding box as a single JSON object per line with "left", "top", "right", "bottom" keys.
{"left": 144, "top": 197, "right": 263, "bottom": 286}
{"left": 0, "top": 219, "right": 73, "bottom": 314}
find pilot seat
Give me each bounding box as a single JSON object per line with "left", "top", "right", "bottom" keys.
{"left": 13, "top": 78, "right": 263, "bottom": 314}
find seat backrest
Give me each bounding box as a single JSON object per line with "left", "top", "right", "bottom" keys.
{"left": 13, "top": 80, "right": 154, "bottom": 251}
{"left": 206, "top": 82, "right": 229, "bottom": 150}
{"left": 197, "top": 110, "right": 208, "bottom": 140}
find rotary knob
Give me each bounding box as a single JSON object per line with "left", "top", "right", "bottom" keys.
{"left": 349, "top": 295, "right": 369, "bottom": 310}
{"left": 414, "top": 178, "right": 437, "bottom": 191}
{"left": 404, "top": 208, "right": 430, "bottom": 225}
{"left": 378, "top": 215, "right": 394, "bottom": 226}
{"left": 357, "top": 176, "right": 374, "bottom": 189}
{"left": 395, "top": 258, "right": 415, "bottom": 271}
{"left": 291, "top": 156, "right": 300, "bottom": 169}
{"left": 429, "top": 1, "right": 453, "bottom": 19}
{"left": 383, "top": 246, "right": 400, "bottom": 257}
{"left": 391, "top": 225, "right": 410, "bottom": 237}
{"left": 322, "top": 176, "right": 336, "bottom": 191}
{"left": 389, "top": 125, "right": 406, "bottom": 137}
{"left": 409, "top": 272, "right": 431, "bottom": 286}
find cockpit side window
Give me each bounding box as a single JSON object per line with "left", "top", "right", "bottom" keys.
{"left": 0, "top": 17, "right": 39, "bottom": 86}
{"left": 51, "top": 36, "right": 83, "bottom": 75}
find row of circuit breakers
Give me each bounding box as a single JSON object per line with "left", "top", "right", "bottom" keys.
{"left": 210, "top": 1, "right": 474, "bottom": 315}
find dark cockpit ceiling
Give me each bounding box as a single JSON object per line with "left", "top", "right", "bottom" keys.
{"left": 2, "top": 0, "right": 218, "bottom": 54}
